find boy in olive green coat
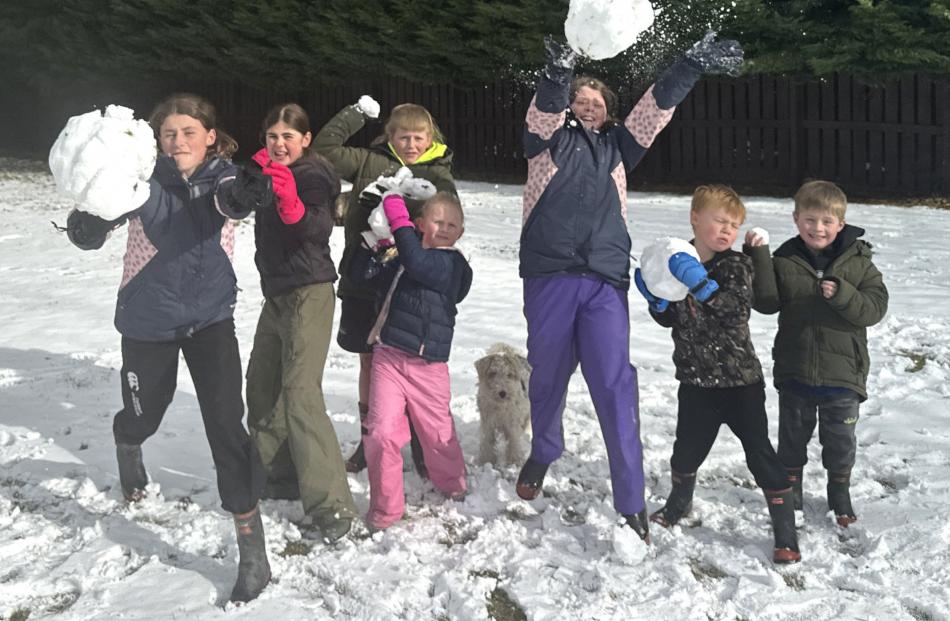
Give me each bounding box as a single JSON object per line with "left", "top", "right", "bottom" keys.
{"left": 745, "top": 180, "right": 888, "bottom": 526}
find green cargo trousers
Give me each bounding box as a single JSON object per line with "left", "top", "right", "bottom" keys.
{"left": 246, "top": 282, "right": 357, "bottom": 524}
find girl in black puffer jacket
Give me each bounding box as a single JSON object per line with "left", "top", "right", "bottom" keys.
{"left": 244, "top": 103, "right": 358, "bottom": 544}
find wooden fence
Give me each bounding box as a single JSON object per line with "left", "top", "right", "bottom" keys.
{"left": 197, "top": 72, "right": 948, "bottom": 198}
{"left": 7, "top": 72, "right": 948, "bottom": 198}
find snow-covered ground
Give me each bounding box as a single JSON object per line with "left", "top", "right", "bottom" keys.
{"left": 2, "top": 161, "right": 949, "bottom": 620}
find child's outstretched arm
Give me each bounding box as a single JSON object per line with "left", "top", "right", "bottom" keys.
{"left": 312, "top": 98, "right": 378, "bottom": 181}
{"left": 823, "top": 260, "right": 889, "bottom": 327}
{"left": 617, "top": 32, "right": 743, "bottom": 172}
{"left": 523, "top": 36, "right": 575, "bottom": 160}
{"left": 64, "top": 209, "right": 130, "bottom": 251}
{"left": 214, "top": 163, "right": 274, "bottom": 220}
{"left": 743, "top": 230, "right": 780, "bottom": 314}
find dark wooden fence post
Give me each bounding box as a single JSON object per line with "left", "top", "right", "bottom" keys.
{"left": 944, "top": 78, "right": 950, "bottom": 195}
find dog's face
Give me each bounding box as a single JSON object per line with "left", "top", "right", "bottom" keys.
{"left": 475, "top": 350, "right": 530, "bottom": 402}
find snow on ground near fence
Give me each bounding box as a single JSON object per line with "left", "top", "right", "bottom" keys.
{"left": 1, "top": 163, "right": 949, "bottom": 620}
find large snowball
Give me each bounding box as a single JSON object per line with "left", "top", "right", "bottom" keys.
{"left": 48, "top": 105, "right": 156, "bottom": 220}
{"left": 565, "top": 0, "right": 655, "bottom": 60}
{"left": 639, "top": 237, "right": 700, "bottom": 301}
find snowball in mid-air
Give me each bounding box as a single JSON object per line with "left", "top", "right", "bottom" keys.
{"left": 48, "top": 105, "right": 156, "bottom": 220}
{"left": 639, "top": 237, "right": 700, "bottom": 301}
{"left": 565, "top": 0, "right": 655, "bottom": 60}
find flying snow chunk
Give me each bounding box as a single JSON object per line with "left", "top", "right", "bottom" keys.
{"left": 639, "top": 237, "right": 700, "bottom": 302}
{"left": 565, "top": 0, "right": 655, "bottom": 60}
{"left": 48, "top": 105, "right": 156, "bottom": 220}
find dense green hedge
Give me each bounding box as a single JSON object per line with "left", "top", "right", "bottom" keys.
{"left": 3, "top": 1, "right": 949, "bottom": 88}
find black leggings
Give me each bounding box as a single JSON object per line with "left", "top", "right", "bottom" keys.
{"left": 670, "top": 382, "right": 787, "bottom": 490}
{"left": 113, "top": 319, "right": 264, "bottom": 514}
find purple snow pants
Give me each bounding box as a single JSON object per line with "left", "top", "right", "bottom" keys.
{"left": 523, "top": 274, "right": 645, "bottom": 516}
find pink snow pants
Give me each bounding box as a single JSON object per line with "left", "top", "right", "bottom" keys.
{"left": 365, "top": 345, "right": 467, "bottom": 529}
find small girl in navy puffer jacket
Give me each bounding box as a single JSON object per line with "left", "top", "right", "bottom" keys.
{"left": 351, "top": 192, "right": 472, "bottom": 530}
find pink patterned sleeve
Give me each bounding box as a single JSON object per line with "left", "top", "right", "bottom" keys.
{"left": 522, "top": 151, "right": 558, "bottom": 224}
{"left": 624, "top": 85, "right": 676, "bottom": 148}
{"left": 119, "top": 217, "right": 157, "bottom": 290}
{"left": 526, "top": 95, "right": 566, "bottom": 140}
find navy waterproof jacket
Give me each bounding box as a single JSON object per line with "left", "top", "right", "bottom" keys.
{"left": 351, "top": 228, "right": 472, "bottom": 363}
{"left": 108, "top": 155, "right": 268, "bottom": 341}
{"left": 519, "top": 61, "right": 699, "bottom": 289}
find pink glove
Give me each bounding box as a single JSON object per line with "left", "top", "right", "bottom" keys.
{"left": 259, "top": 158, "right": 304, "bottom": 225}
{"left": 382, "top": 193, "right": 413, "bottom": 232}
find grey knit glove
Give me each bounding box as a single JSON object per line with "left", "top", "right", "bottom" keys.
{"left": 685, "top": 31, "right": 744, "bottom": 77}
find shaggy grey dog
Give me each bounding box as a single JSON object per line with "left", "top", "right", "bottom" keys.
{"left": 475, "top": 343, "right": 531, "bottom": 466}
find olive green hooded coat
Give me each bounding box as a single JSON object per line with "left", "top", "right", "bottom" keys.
{"left": 746, "top": 225, "right": 888, "bottom": 400}
{"left": 313, "top": 104, "right": 456, "bottom": 300}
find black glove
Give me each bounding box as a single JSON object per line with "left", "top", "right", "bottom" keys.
{"left": 218, "top": 166, "right": 274, "bottom": 218}
{"left": 685, "top": 30, "right": 744, "bottom": 76}
{"left": 357, "top": 182, "right": 388, "bottom": 212}
{"left": 64, "top": 209, "right": 120, "bottom": 251}
{"left": 543, "top": 35, "right": 578, "bottom": 82}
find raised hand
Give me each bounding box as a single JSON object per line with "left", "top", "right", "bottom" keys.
{"left": 381, "top": 194, "right": 413, "bottom": 232}
{"left": 543, "top": 35, "right": 578, "bottom": 82}
{"left": 685, "top": 30, "right": 744, "bottom": 76}
{"left": 355, "top": 95, "right": 381, "bottom": 120}
{"left": 668, "top": 252, "right": 719, "bottom": 302}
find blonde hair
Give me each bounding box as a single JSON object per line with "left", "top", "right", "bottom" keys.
{"left": 421, "top": 191, "right": 464, "bottom": 225}
{"left": 691, "top": 184, "right": 746, "bottom": 222}
{"left": 384, "top": 103, "right": 444, "bottom": 143}
{"left": 794, "top": 180, "right": 847, "bottom": 220}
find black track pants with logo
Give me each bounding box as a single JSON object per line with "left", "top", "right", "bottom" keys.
{"left": 113, "top": 319, "right": 264, "bottom": 514}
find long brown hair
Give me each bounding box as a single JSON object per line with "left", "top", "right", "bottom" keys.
{"left": 148, "top": 93, "right": 238, "bottom": 159}
{"left": 261, "top": 102, "right": 334, "bottom": 168}
{"left": 569, "top": 76, "right": 620, "bottom": 129}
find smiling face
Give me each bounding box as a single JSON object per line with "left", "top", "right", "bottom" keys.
{"left": 265, "top": 120, "right": 311, "bottom": 166}
{"left": 570, "top": 86, "right": 608, "bottom": 131}
{"left": 416, "top": 200, "right": 464, "bottom": 249}
{"left": 389, "top": 127, "right": 432, "bottom": 164}
{"left": 691, "top": 205, "right": 743, "bottom": 261}
{"left": 794, "top": 208, "right": 845, "bottom": 252}
{"left": 158, "top": 114, "right": 215, "bottom": 177}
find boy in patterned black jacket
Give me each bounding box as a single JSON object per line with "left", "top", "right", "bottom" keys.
{"left": 634, "top": 185, "right": 801, "bottom": 564}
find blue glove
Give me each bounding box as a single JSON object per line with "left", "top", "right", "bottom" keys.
{"left": 634, "top": 268, "right": 670, "bottom": 313}
{"left": 668, "top": 253, "right": 719, "bottom": 302}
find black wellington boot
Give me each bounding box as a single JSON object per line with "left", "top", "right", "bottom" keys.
{"left": 623, "top": 508, "right": 651, "bottom": 544}
{"left": 827, "top": 471, "right": 857, "bottom": 527}
{"left": 516, "top": 458, "right": 549, "bottom": 500}
{"left": 765, "top": 488, "right": 801, "bottom": 564}
{"left": 650, "top": 470, "right": 696, "bottom": 528}
{"left": 230, "top": 505, "right": 272, "bottom": 603}
{"left": 116, "top": 443, "right": 148, "bottom": 502}
{"left": 345, "top": 402, "right": 369, "bottom": 473}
